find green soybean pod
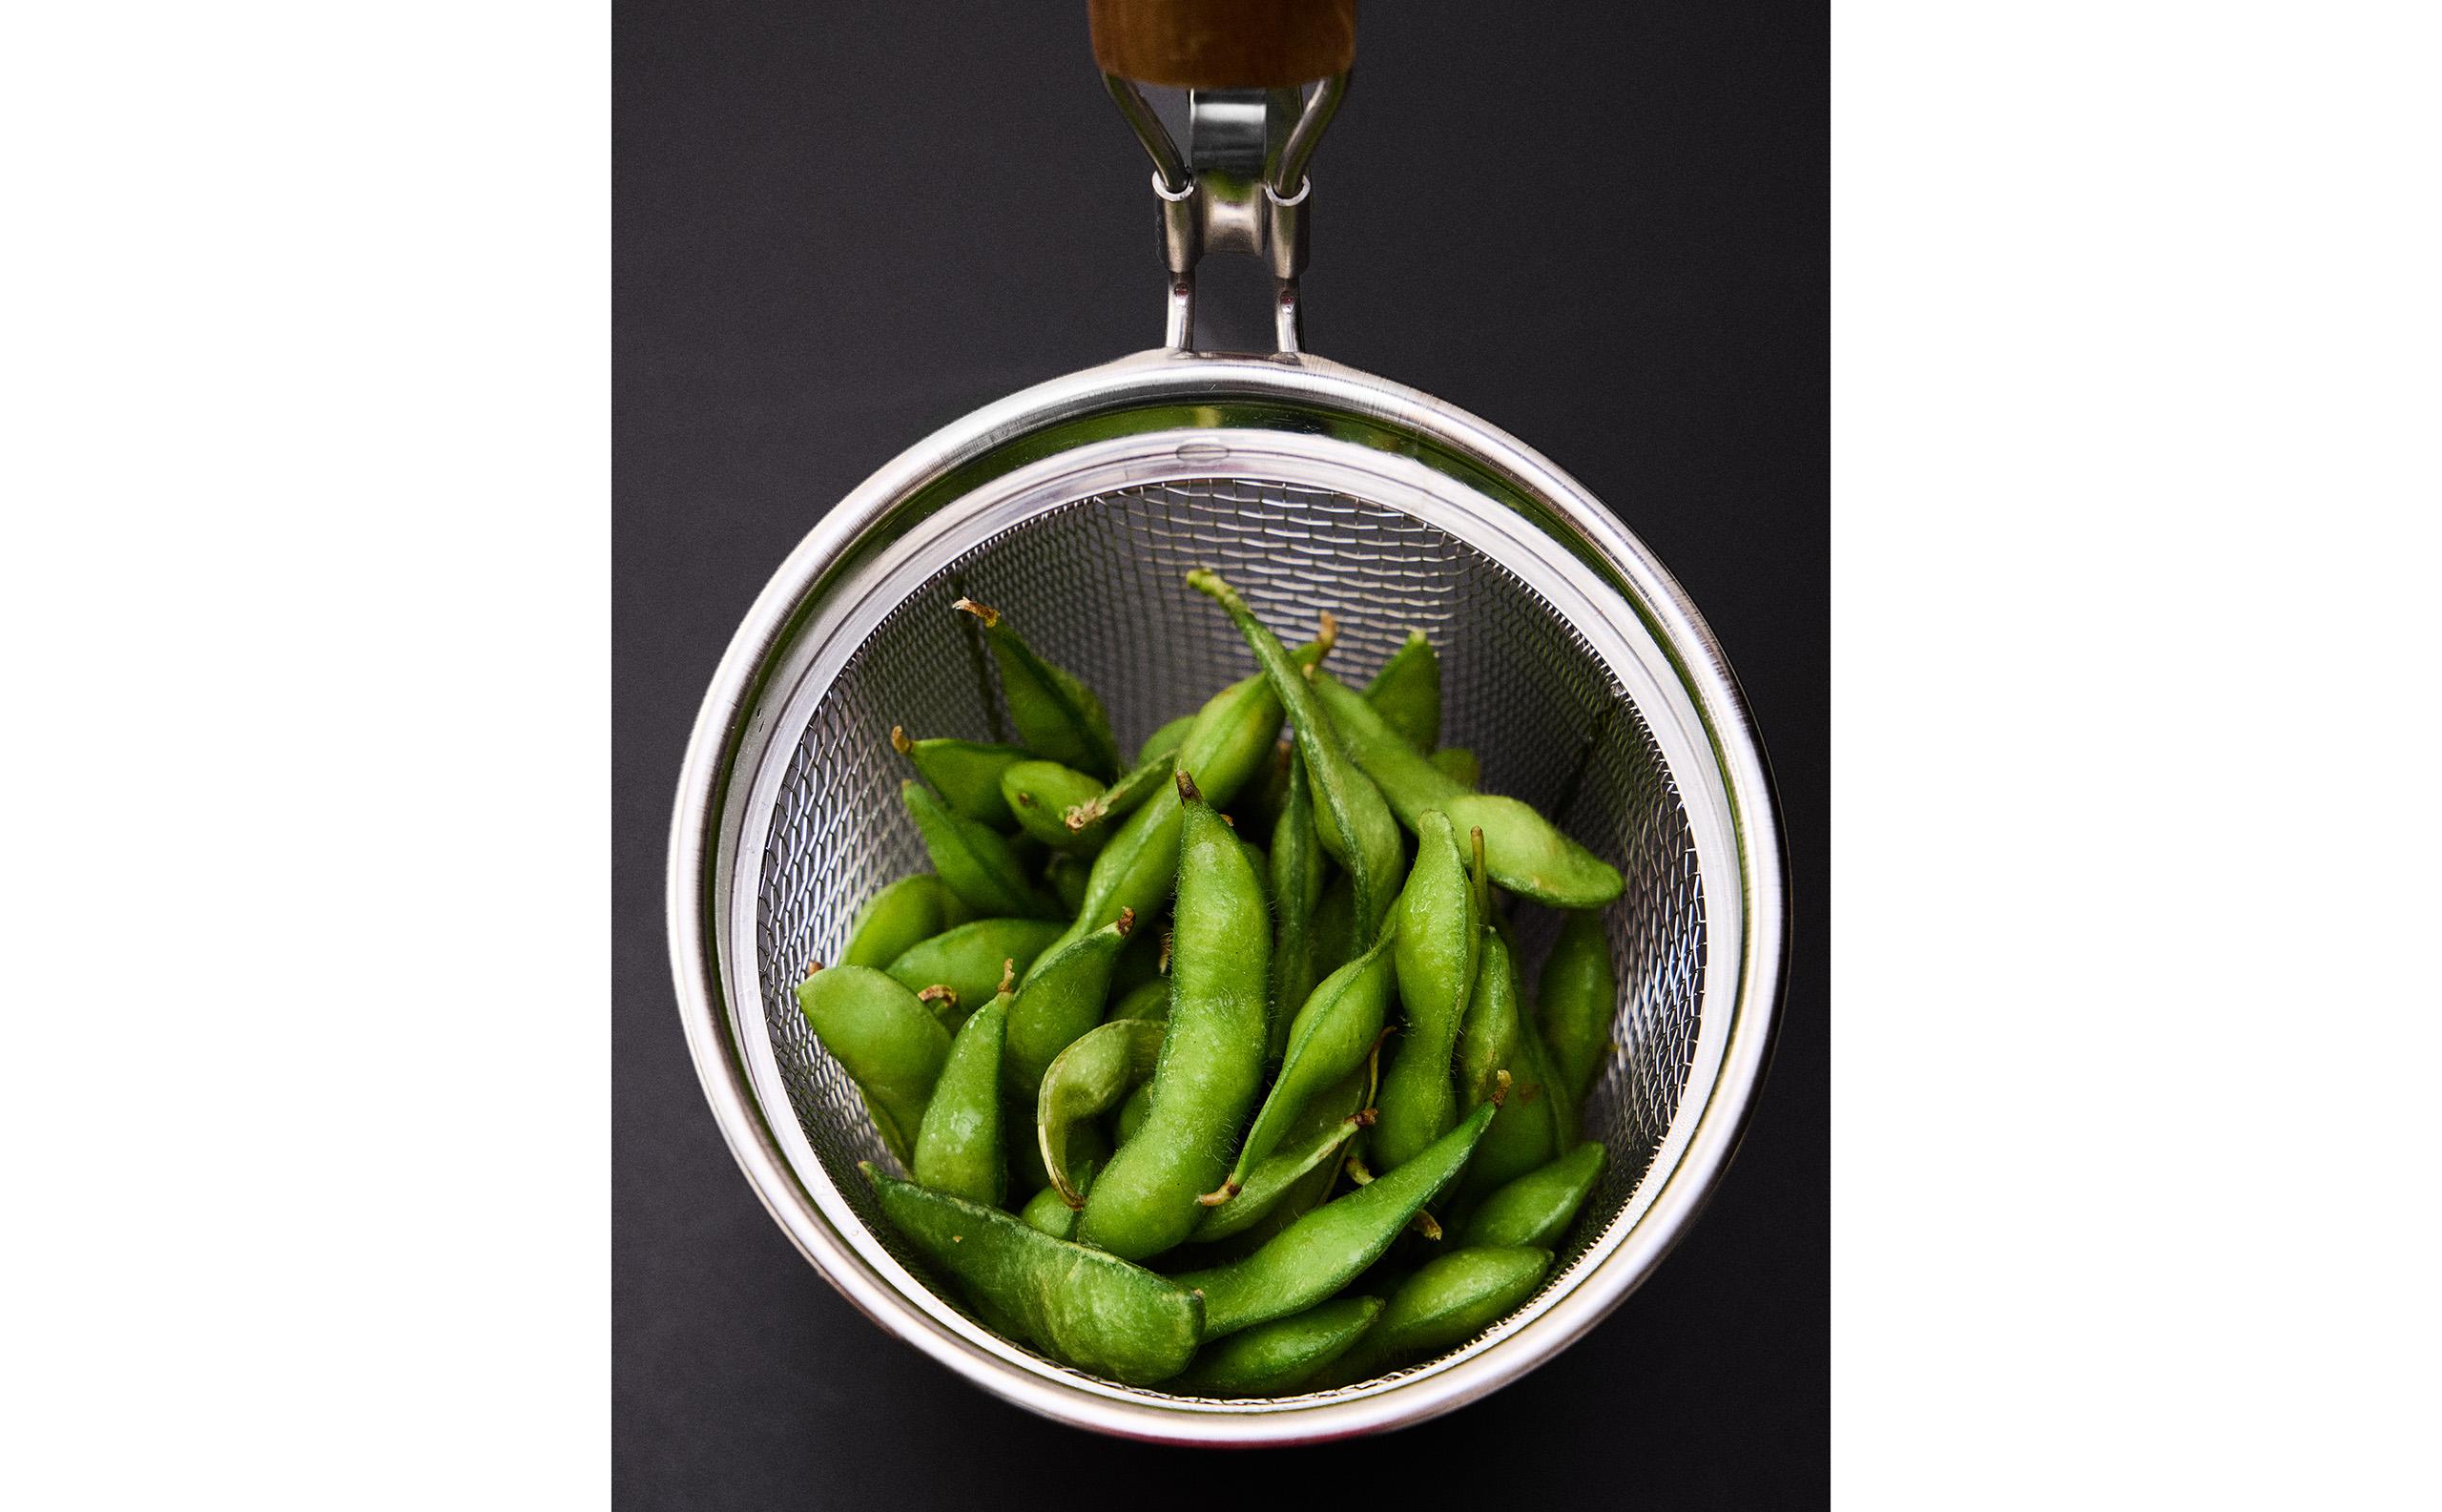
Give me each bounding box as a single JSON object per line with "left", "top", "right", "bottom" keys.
{"left": 1308, "top": 870, "right": 1356, "bottom": 983}
{"left": 1011, "top": 1109, "right": 1106, "bottom": 1198}
{"left": 954, "top": 597, "right": 1121, "bottom": 780}
{"left": 1174, "top": 1102, "right": 1495, "bottom": 1338}
{"left": 1137, "top": 713, "right": 1197, "bottom": 765}
{"left": 1428, "top": 747, "right": 1480, "bottom": 791}
{"left": 1194, "top": 1055, "right": 1376, "bottom": 1252}
{"left": 1374, "top": 812, "right": 1481, "bottom": 1172}
{"left": 796, "top": 963, "right": 952, "bottom": 1164}
{"left": 1062, "top": 744, "right": 1182, "bottom": 843}
{"left": 1364, "top": 630, "right": 1441, "bottom": 753}
{"left": 1538, "top": 910, "right": 1619, "bottom": 1105}
{"left": 1171, "top": 1296, "right": 1383, "bottom": 1398}
{"left": 1311, "top": 673, "right": 1625, "bottom": 910}
{"left": 901, "top": 779, "right": 1061, "bottom": 920}
{"left": 1044, "top": 633, "right": 1332, "bottom": 962}
{"left": 1456, "top": 1026, "right": 1574, "bottom": 1211}
{"left": 1035, "top": 1017, "right": 1164, "bottom": 1207}
{"left": 1455, "top": 893, "right": 1523, "bottom": 1111}
{"left": 1001, "top": 759, "right": 1110, "bottom": 855}
{"left": 1456, "top": 1141, "right": 1607, "bottom": 1250}
{"left": 1112, "top": 1082, "right": 1154, "bottom": 1146}
{"left": 1211, "top": 931, "right": 1395, "bottom": 1201}
{"left": 1020, "top": 1184, "right": 1077, "bottom": 1239}
{"left": 841, "top": 874, "right": 949, "bottom": 970}
{"left": 861, "top": 1165, "right": 1202, "bottom": 1385}
{"left": 1191, "top": 1107, "right": 1368, "bottom": 1245}
{"left": 1044, "top": 851, "right": 1090, "bottom": 916}
{"left": 890, "top": 727, "right": 1028, "bottom": 830}
{"left": 883, "top": 917, "right": 1065, "bottom": 1012}
{"left": 1004, "top": 911, "right": 1135, "bottom": 1103}
{"left": 1079, "top": 776, "right": 1271, "bottom": 1261}
{"left": 1224, "top": 739, "right": 1290, "bottom": 840}
{"left": 1266, "top": 751, "right": 1325, "bottom": 1063}
{"left": 1189, "top": 570, "right": 1407, "bottom": 938}
{"left": 1323, "top": 1246, "right": 1551, "bottom": 1382}
{"left": 1108, "top": 978, "right": 1170, "bottom": 1023}
{"left": 911, "top": 996, "right": 1007, "bottom": 1207}
{"left": 1020, "top": 1158, "right": 1096, "bottom": 1239}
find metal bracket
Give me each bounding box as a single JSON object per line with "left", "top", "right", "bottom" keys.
{"left": 1105, "top": 72, "right": 1348, "bottom": 355}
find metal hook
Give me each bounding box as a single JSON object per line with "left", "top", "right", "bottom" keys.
{"left": 1103, "top": 69, "right": 1350, "bottom": 354}
{"left": 1102, "top": 74, "right": 1190, "bottom": 196}
{"left": 1269, "top": 72, "right": 1348, "bottom": 198}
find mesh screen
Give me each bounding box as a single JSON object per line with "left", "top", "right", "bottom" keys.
{"left": 752, "top": 478, "right": 1705, "bottom": 1401}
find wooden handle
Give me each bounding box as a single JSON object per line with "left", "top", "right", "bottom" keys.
{"left": 1088, "top": 0, "right": 1356, "bottom": 89}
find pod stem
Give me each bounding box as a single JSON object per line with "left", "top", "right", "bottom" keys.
{"left": 950, "top": 596, "right": 1001, "bottom": 629}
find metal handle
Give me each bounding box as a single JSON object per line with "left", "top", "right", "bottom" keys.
{"left": 1098, "top": 10, "right": 1353, "bottom": 356}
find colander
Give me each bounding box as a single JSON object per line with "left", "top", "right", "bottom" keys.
{"left": 666, "top": 2, "right": 1787, "bottom": 1445}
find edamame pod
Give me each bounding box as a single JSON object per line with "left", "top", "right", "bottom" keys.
{"left": 1364, "top": 630, "right": 1441, "bottom": 753}
{"left": 1112, "top": 1082, "right": 1153, "bottom": 1146}
{"left": 1266, "top": 751, "right": 1325, "bottom": 1062}
{"left": 841, "top": 874, "right": 948, "bottom": 970}
{"left": 955, "top": 598, "right": 1120, "bottom": 780}
{"left": 1211, "top": 932, "right": 1394, "bottom": 1200}
{"left": 1004, "top": 911, "right": 1134, "bottom": 1102}
{"left": 1035, "top": 1017, "right": 1164, "bottom": 1207}
{"left": 1012, "top": 1110, "right": 1106, "bottom": 1197}
{"left": 1323, "top": 1246, "right": 1551, "bottom": 1382}
{"left": 1044, "top": 632, "right": 1332, "bottom": 962}
{"left": 883, "top": 917, "right": 1064, "bottom": 1013}
{"left": 1538, "top": 909, "right": 1619, "bottom": 1104}
{"left": 1308, "top": 870, "right": 1356, "bottom": 982}
{"left": 861, "top": 1166, "right": 1203, "bottom": 1385}
{"left": 1428, "top": 747, "right": 1480, "bottom": 790}
{"left": 1079, "top": 776, "right": 1271, "bottom": 1261}
{"left": 911, "top": 996, "right": 1007, "bottom": 1207}
{"left": 902, "top": 779, "right": 1061, "bottom": 920}
{"left": 1374, "top": 812, "right": 1481, "bottom": 1171}
{"left": 1171, "top": 1296, "right": 1383, "bottom": 1398}
{"left": 1191, "top": 1107, "right": 1369, "bottom": 1245}
{"left": 1455, "top": 887, "right": 1523, "bottom": 1110}
{"left": 797, "top": 963, "right": 952, "bottom": 1165}
{"left": 1312, "top": 673, "right": 1625, "bottom": 909}
{"left": 1456, "top": 1142, "right": 1607, "bottom": 1250}
{"left": 1195, "top": 1054, "right": 1376, "bottom": 1254}
{"left": 1021, "top": 1185, "right": 1076, "bottom": 1239}
{"left": 1020, "top": 1158, "right": 1096, "bottom": 1240}
{"left": 890, "top": 727, "right": 1027, "bottom": 830}
{"left": 1456, "top": 1030, "right": 1574, "bottom": 1210}
{"left": 1108, "top": 978, "right": 1170, "bottom": 1022}
{"left": 1137, "top": 713, "right": 1196, "bottom": 764}
{"left": 1061, "top": 743, "right": 1181, "bottom": 843}
{"left": 1000, "top": 759, "right": 1109, "bottom": 854}
{"left": 1044, "top": 851, "right": 1089, "bottom": 915}
{"left": 1189, "top": 570, "right": 1407, "bottom": 938}
{"left": 1173, "top": 1102, "right": 1496, "bottom": 1338}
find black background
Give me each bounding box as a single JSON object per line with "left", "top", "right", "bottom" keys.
{"left": 616, "top": 2, "right": 1824, "bottom": 1503}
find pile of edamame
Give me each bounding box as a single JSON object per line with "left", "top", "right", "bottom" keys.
{"left": 800, "top": 571, "right": 1626, "bottom": 1393}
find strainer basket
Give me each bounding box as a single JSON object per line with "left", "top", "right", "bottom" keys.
{"left": 666, "top": 10, "right": 1786, "bottom": 1447}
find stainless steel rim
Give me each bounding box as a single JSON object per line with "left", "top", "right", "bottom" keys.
{"left": 667, "top": 347, "right": 1789, "bottom": 1444}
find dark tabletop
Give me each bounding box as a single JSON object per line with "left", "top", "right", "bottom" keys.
{"left": 615, "top": 2, "right": 1826, "bottom": 1502}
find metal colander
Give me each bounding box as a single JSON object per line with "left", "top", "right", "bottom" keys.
{"left": 667, "top": 348, "right": 1786, "bottom": 1443}
{"left": 670, "top": 25, "right": 1781, "bottom": 1443}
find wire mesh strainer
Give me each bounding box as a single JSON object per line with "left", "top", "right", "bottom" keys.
{"left": 666, "top": 10, "right": 1785, "bottom": 1446}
